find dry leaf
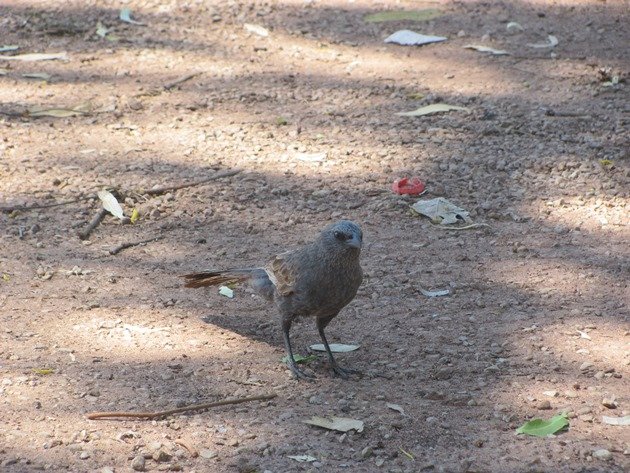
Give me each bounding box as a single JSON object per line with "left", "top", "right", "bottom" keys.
{"left": 386, "top": 403, "right": 406, "bottom": 415}
{"left": 304, "top": 416, "right": 364, "bottom": 433}
{"left": 244, "top": 23, "right": 269, "bottom": 37}
{"left": 464, "top": 45, "right": 509, "bottom": 55}
{"left": 527, "top": 35, "right": 559, "bottom": 49}
{"left": 602, "top": 416, "right": 630, "bottom": 426}
{"left": 397, "top": 104, "right": 469, "bottom": 116}
{"left": 97, "top": 190, "right": 124, "bottom": 219}
{"left": 0, "top": 52, "right": 67, "bottom": 61}
{"left": 287, "top": 455, "right": 317, "bottom": 462}
{"left": 309, "top": 343, "right": 360, "bottom": 353}
{"left": 384, "top": 30, "right": 447, "bottom": 46}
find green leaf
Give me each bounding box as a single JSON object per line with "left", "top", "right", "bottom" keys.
{"left": 365, "top": 9, "right": 442, "bottom": 23}
{"left": 282, "top": 354, "right": 317, "bottom": 364}
{"left": 130, "top": 208, "right": 140, "bottom": 223}
{"left": 276, "top": 116, "right": 288, "bottom": 126}
{"left": 516, "top": 413, "right": 569, "bottom": 437}
{"left": 33, "top": 368, "right": 54, "bottom": 375}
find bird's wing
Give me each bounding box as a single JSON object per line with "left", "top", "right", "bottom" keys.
{"left": 265, "top": 251, "right": 298, "bottom": 296}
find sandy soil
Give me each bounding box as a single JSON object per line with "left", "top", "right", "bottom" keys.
{"left": 1, "top": 1, "right": 628, "bottom": 472}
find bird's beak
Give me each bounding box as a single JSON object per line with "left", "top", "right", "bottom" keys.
{"left": 347, "top": 235, "right": 362, "bottom": 249}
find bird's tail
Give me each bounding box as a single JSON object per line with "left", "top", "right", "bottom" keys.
{"left": 183, "top": 268, "right": 256, "bottom": 288}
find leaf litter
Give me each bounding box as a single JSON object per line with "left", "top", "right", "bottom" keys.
{"left": 384, "top": 30, "right": 447, "bottom": 46}
{"left": 411, "top": 198, "right": 472, "bottom": 225}
{"left": 464, "top": 45, "right": 510, "bottom": 55}
{"left": 304, "top": 416, "right": 364, "bottom": 433}
{"left": 397, "top": 104, "right": 469, "bottom": 116}
{"left": 97, "top": 190, "right": 124, "bottom": 219}
{"left": 309, "top": 343, "right": 360, "bottom": 353}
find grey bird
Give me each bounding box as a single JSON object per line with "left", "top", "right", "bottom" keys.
{"left": 183, "top": 220, "right": 364, "bottom": 380}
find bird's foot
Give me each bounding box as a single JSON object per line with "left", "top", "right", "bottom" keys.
{"left": 287, "top": 362, "right": 316, "bottom": 381}
{"left": 330, "top": 364, "right": 361, "bottom": 379}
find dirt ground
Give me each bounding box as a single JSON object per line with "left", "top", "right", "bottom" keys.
{"left": 1, "top": 0, "right": 628, "bottom": 472}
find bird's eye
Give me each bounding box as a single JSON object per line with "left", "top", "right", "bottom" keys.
{"left": 334, "top": 231, "right": 347, "bottom": 240}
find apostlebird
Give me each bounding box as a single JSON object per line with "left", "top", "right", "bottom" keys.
{"left": 183, "top": 220, "right": 363, "bottom": 380}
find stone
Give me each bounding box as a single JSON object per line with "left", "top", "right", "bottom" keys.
{"left": 592, "top": 449, "right": 612, "bottom": 461}
{"left": 131, "top": 455, "right": 145, "bottom": 471}
{"left": 538, "top": 400, "right": 552, "bottom": 410}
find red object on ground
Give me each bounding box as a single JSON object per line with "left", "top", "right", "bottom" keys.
{"left": 391, "top": 177, "right": 425, "bottom": 195}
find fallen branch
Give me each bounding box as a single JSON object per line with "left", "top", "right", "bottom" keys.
{"left": 0, "top": 196, "right": 89, "bottom": 213}
{"left": 78, "top": 208, "right": 108, "bottom": 240}
{"left": 109, "top": 236, "right": 163, "bottom": 255}
{"left": 141, "top": 168, "right": 242, "bottom": 196}
{"left": 164, "top": 72, "right": 202, "bottom": 91}
{"left": 87, "top": 393, "right": 276, "bottom": 420}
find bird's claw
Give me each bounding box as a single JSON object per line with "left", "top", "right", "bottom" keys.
{"left": 287, "top": 362, "right": 316, "bottom": 381}
{"left": 331, "top": 365, "right": 361, "bottom": 379}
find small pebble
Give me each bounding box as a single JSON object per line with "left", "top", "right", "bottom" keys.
{"left": 538, "top": 400, "right": 552, "bottom": 410}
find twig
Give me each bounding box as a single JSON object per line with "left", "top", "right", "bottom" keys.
{"left": 86, "top": 393, "right": 277, "bottom": 420}
{"left": 175, "top": 438, "right": 199, "bottom": 458}
{"left": 78, "top": 208, "right": 108, "bottom": 240}
{"left": 164, "top": 72, "right": 202, "bottom": 91}
{"left": 141, "top": 168, "right": 242, "bottom": 196}
{"left": 109, "top": 236, "right": 163, "bottom": 255}
{"left": 0, "top": 196, "right": 89, "bottom": 213}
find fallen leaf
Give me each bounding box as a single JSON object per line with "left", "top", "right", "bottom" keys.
{"left": 399, "top": 447, "right": 415, "bottom": 460}
{"left": 464, "top": 44, "right": 510, "bottom": 55}
{"left": 397, "top": 103, "right": 469, "bottom": 116}
{"left": 130, "top": 208, "right": 140, "bottom": 224}
{"left": 309, "top": 343, "right": 360, "bottom": 353}
{"left": 386, "top": 403, "right": 406, "bottom": 415}
{"left": 411, "top": 198, "right": 472, "bottom": 225}
{"left": 602, "top": 416, "right": 630, "bottom": 426}
{"left": 120, "top": 8, "right": 145, "bottom": 26}
{"left": 365, "top": 9, "right": 442, "bottom": 23}
{"left": 304, "top": 416, "right": 364, "bottom": 433}
{"left": 28, "top": 107, "right": 86, "bottom": 118}
{"left": 577, "top": 330, "right": 591, "bottom": 340}
{"left": 219, "top": 286, "right": 234, "bottom": 298}
{"left": 0, "top": 52, "right": 67, "bottom": 61}
{"left": 420, "top": 287, "right": 450, "bottom": 298}
{"left": 282, "top": 354, "right": 317, "bottom": 364}
{"left": 287, "top": 455, "right": 317, "bottom": 463}
{"left": 516, "top": 413, "right": 569, "bottom": 437}
{"left": 0, "top": 45, "right": 19, "bottom": 53}
{"left": 22, "top": 72, "right": 51, "bottom": 80}
{"left": 506, "top": 22, "right": 524, "bottom": 33}
{"left": 244, "top": 23, "right": 269, "bottom": 37}
{"left": 97, "top": 190, "right": 124, "bottom": 219}
{"left": 527, "top": 35, "right": 559, "bottom": 49}
{"left": 2, "top": 273, "right": 10, "bottom": 282}
{"left": 33, "top": 368, "right": 54, "bottom": 375}
{"left": 384, "top": 30, "right": 447, "bottom": 46}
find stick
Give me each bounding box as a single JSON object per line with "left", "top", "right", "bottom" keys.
{"left": 86, "top": 393, "right": 276, "bottom": 420}
{"left": 164, "top": 72, "right": 202, "bottom": 90}
{"left": 78, "top": 208, "right": 108, "bottom": 240}
{"left": 109, "top": 236, "right": 163, "bottom": 255}
{"left": 0, "top": 196, "right": 89, "bottom": 213}
{"left": 141, "top": 168, "right": 242, "bottom": 196}
{"left": 430, "top": 223, "right": 491, "bottom": 231}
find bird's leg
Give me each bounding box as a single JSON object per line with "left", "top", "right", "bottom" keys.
{"left": 282, "top": 317, "right": 315, "bottom": 380}
{"left": 316, "top": 315, "right": 360, "bottom": 379}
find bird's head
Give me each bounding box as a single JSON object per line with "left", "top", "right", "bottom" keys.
{"left": 321, "top": 220, "right": 363, "bottom": 253}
